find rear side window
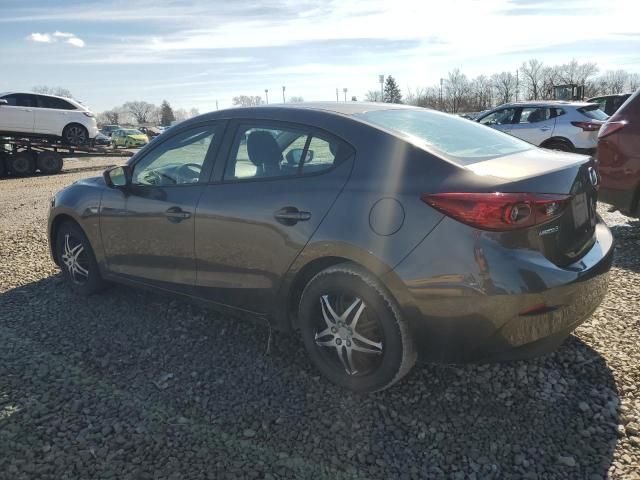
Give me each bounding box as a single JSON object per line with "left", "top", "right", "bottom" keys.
{"left": 2, "top": 94, "right": 35, "bottom": 107}
{"left": 518, "top": 107, "right": 550, "bottom": 123}
{"left": 357, "top": 109, "right": 533, "bottom": 165}
{"left": 578, "top": 105, "right": 609, "bottom": 121}
{"left": 224, "top": 124, "right": 349, "bottom": 181}
{"left": 37, "top": 96, "right": 76, "bottom": 110}
{"left": 478, "top": 108, "right": 516, "bottom": 126}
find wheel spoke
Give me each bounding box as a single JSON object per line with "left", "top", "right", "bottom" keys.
{"left": 335, "top": 345, "right": 354, "bottom": 375}
{"left": 346, "top": 300, "right": 366, "bottom": 330}
{"left": 74, "top": 263, "right": 89, "bottom": 277}
{"left": 352, "top": 333, "right": 383, "bottom": 355}
{"left": 340, "top": 297, "right": 362, "bottom": 322}
{"left": 344, "top": 347, "right": 358, "bottom": 375}
{"left": 314, "top": 326, "right": 333, "bottom": 340}
{"left": 315, "top": 338, "right": 336, "bottom": 348}
{"left": 64, "top": 234, "right": 72, "bottom": 257}
{"left": 70, "top": 243, "right": 84, "bottom": 258}
{"left": 320, "top": 295, "right": 339, "bottom": 326}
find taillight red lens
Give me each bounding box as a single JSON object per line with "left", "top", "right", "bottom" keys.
{"left": 571, "top": 121, "right": 602, "bottom": 132}
{"left": 421, "top": 192, "right": 572, "bottom": 231}
{"left": 598, "top": 121, "right": 627, "bottom": 139}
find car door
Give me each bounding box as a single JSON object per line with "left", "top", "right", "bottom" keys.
{"left": 477, "top": 108, "right": 516, "bottom": 135}
{"left": 193, "top": 120, "right": 354, "bottom": 313}
{"left": 0, "top": 93, "right": 35, "bottom": 133}
{"left": 509, "top": 107, "right": 555, "bottom": 145}
{"left": 100, "top": 122, "right": 224, "bottom": 290}
{"left": 34, "top": 95, "right": 75, "bottom": 135}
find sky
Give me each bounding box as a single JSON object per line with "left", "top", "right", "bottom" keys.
{"left": 1, "top": 0, "right": 639, "bottom": 113}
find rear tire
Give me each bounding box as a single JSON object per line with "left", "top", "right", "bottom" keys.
{"left": 298, "top": 263, "right": 416, "bottom": 393}
{"left": 55, "top": 220, "right": 108, "bottom": 295}
{"left": 62, "top": 124, "right": 89, "bottom": 146}
{"left": 37, "top": 151, "right": 63, "bottom": 174}
{"left": 542, "top": 138, "right": 574, "bottom": 152}
{"left": 9, "top": 152, "right": 36, "bottom": 176}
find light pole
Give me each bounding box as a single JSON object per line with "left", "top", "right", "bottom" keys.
{"left": 343, "top": 88, "right": 348, "bottom": 102}
{"left": 335, "top": 88, "right": 339, "bottom": 102}
{"left": 215, "top": 100, "right": 219, "bottom": 111}
{"left": 265, "top": 89, "right": 269, "bottom": 104}
{"left": 282, "top": 86, "right": 286, "bottom": 103}
{"left": 379, "top": 74, "right": 384, "bottom": 102}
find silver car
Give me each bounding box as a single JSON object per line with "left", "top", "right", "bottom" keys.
{"left": 475, "top": 101, "right": 608, "bottom": 154}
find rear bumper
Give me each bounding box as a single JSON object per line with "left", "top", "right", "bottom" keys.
{"left": 386, "top": 218, "right": 614, "bottom": 363}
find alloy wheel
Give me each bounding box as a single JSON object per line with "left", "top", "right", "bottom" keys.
{"left": 314, "top": 294, "right": 383, "bottom": 376}
{"left": 66, "top": 126, "right": 87, "bottom": 145}
{"left": 60, "top": 233, "right": 89, "bottom": 284}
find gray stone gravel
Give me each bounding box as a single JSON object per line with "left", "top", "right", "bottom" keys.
{"left": 0, "top": 159, "right": 639, "bottom": 479}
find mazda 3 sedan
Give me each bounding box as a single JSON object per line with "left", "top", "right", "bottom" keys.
{"left": 48, "top": 102, "right": 613, "bottom": 392}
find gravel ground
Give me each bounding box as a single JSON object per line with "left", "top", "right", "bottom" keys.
{"left": 0, "top": 159, "right": 639, "bottom": 479}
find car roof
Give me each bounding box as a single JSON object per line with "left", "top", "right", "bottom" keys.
{"left": 212, "top": 101, "right": 415, "bottom": 117}
{"left": 496, "top": 100, "right": 595, "bottom": 108}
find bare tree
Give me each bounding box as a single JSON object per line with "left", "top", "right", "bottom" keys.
{"left": 364, "top": 90, "right": 382, "bottom": 102}
{"left": 598, "top": 70, "right": 630, "bottom": 95}
{"left": 123, "top": 101, "right": 157, "bottom": 124}
{"left": 557, "top": 59, "right": 599, "bottom": 86}
{"left": 444, "top": 69, "right": 468, "bottom": 113}
{"left": 628, "top": 73, "right": 640, "bottom": 92}
{"left": 288, "top": 96, "right": 304, "bottom": 103}
{"left": 492, "top": 72, "right": 517, "bottom": 105}
{"left": 469, "top": 75, "right": 493, "bottom": 111}
{"left": 32, "top": 85, "right": 74, "bottom": 98}
{"left": 232, "top": 95, "right": 263, "bottom": 107}
{"left": 189, "top": 108, "right": 200, "bottom": 118}
{"left": 520, "top": 59, "right": 544, "bottom": 100}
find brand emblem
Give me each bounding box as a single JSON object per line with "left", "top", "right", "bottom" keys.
{"left": 588, "top": 167, "right": 598, "bottom": 187}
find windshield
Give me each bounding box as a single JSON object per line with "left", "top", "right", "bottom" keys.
{"left": 356, "top": 109, "right": 534, "bottom": 165}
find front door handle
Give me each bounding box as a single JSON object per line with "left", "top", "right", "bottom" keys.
{"left": 165, "top": 206, "right": 191, "bottom": 222}
{"left": 274, "top": 207, "right": 311, "bottom": 225}
{"left": 540, "top": 126, "right": 551, "bottom": 131}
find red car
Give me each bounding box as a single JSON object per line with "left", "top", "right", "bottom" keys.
{"left": 598, "top": 88, "right": 640, "bottom": 217}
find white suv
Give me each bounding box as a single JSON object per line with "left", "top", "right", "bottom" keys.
{"left": 0, "top": 92, "right": 99, "bottom": 145}
{"left": 475, "top": 101, "right": 608, "bottom": 155}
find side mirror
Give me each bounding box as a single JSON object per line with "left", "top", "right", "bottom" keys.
{"left": 0, "top": 99, "right": 8, "bottom": 106}
{"left": 103, "top": 165, "right": 130, "bottom": 188}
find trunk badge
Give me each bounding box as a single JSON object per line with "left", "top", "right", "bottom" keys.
{"left": 539, "top": 225, "right": 559, "bottom": 236}
{"left": 588, "top": 167, "right": 598, "bottom": 187}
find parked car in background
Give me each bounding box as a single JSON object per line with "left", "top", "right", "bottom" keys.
{"left": 476, "top": 101, "right": 608, "bottom": 154}
{"left": 48, "top": 102, "right": 612, "bottom": 392}
{"left": 597, "top": 89, "right": 640, "bottom": 216}
{"left": 587, "top": 93, "right": 632, "bottom": 116}
{"left": 111, "top": 128, "right": 149, "bottom": 148}
{"left": 93, "top": 132, "right": 111, "bottom": 146}
{"left": 0, "top": 91, "right": 98, "bottom": 145}
{"left": 138, "top": 126, "right": 162, "bottom": 139}
{"left": 100, "top": 124, "right": 121, "bottom": 137}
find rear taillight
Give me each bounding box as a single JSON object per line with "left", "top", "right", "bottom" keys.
{"left": 421, "top": 192, "right": 572, "bottom": 231}
{"left": 598, "top": 121, "right": 627, "bottom": 139}
{"left": 571, "top": 121, "right": 601, "bottom": 132}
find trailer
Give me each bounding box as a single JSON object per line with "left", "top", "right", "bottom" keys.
{"left": 0, "top": 136, "right": 133, "bottom": 178}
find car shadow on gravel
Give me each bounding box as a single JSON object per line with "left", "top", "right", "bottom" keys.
{"left": 0, "top": 275, "right": 620, "bottom": 479}
{"left": 609, "top": 220, "right": 640, "bottom": 274}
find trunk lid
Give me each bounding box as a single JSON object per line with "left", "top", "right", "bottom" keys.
{"left": 466, "top": 149, "right": 599, "bottom": 267}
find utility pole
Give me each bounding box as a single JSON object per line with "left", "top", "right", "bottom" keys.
{"left": 265, "top": 89, "right": 269, "bottom": 104}
{"left": 215, "top": 100, "right": 218, "bottom": 111}
{"left": 336, "top": 88, "right": 339, "bottom": 102}
{"left": 515, "top": 69, "right": 519, "bottom": 102}
{"left": 282, "top": 86, "right": 286, "bottom": 103}
{"left": 343, "top": 88, "right": 348, "bottom": 102}
{"left": 379, "top": 75, "right": 384, "bottom": 102}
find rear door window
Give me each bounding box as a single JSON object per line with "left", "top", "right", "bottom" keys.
{"left": 479, "top": 108, "right": 516, "bottom": 126}
{"left": 37, "top": 96, "right": 76, "bottom": 110}
{"left": 3, "top": 94, "right": 35, "bottom": 107}
{"left": 517, "top": 107, "right": 550, "bottom": 123}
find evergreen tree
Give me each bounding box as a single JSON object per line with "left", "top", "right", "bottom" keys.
{"left": 159, "top": 100, "right": 176, "bottom": 126}
{"left": 383, "top": 76, "right": 403, "bottom": 103}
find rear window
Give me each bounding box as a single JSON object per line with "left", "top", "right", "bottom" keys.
{"left": 356, "top": 109, "right": 534, "bottom": 165}
{"left": 578, "top": 105, "right": 609, "bottom": 121}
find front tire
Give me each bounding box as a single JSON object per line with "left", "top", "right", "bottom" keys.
{"left": 62, "top": 124, "right": 89, "bottom": 146}
{"left": 55, "top": 221, "right": 108, "bottom": 295}
{"left": 542, "top": 138, "right": 574, "bottom": 152}
{"left": 298, "top": 263, "right": 416, "bottom": 392}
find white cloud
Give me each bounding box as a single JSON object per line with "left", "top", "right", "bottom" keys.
{"left": 29, "top": 33, "right": 53, "bottom": 43}
{"left": 66, "top": 37, "right": 85, "bottom": 48}
{"left": 53, "top": 31, "right": 75, "bottom": 38}
{"left": 27, "top": 31, "right": 85, "bottom": 48}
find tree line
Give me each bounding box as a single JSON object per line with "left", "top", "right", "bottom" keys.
{"left": 97, "top": 100, "right": 200, "bottom": 127}
{"left": 373, "top": 59, "right": 640, "bottom": 113}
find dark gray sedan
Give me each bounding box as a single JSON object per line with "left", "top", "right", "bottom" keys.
{"left": 48, "top": 102, "right": 613, "bottom": 392}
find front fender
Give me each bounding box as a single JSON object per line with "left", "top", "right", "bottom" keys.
{"left": 48, "top": 180, "right": 105, "bottom": 267}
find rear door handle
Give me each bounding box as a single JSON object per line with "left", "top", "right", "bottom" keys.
{"left": 274, "top": 207, "right": 311, "bottom": 225}
{"left": 165, "top": 206, "right": 191, "bottom": 222}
